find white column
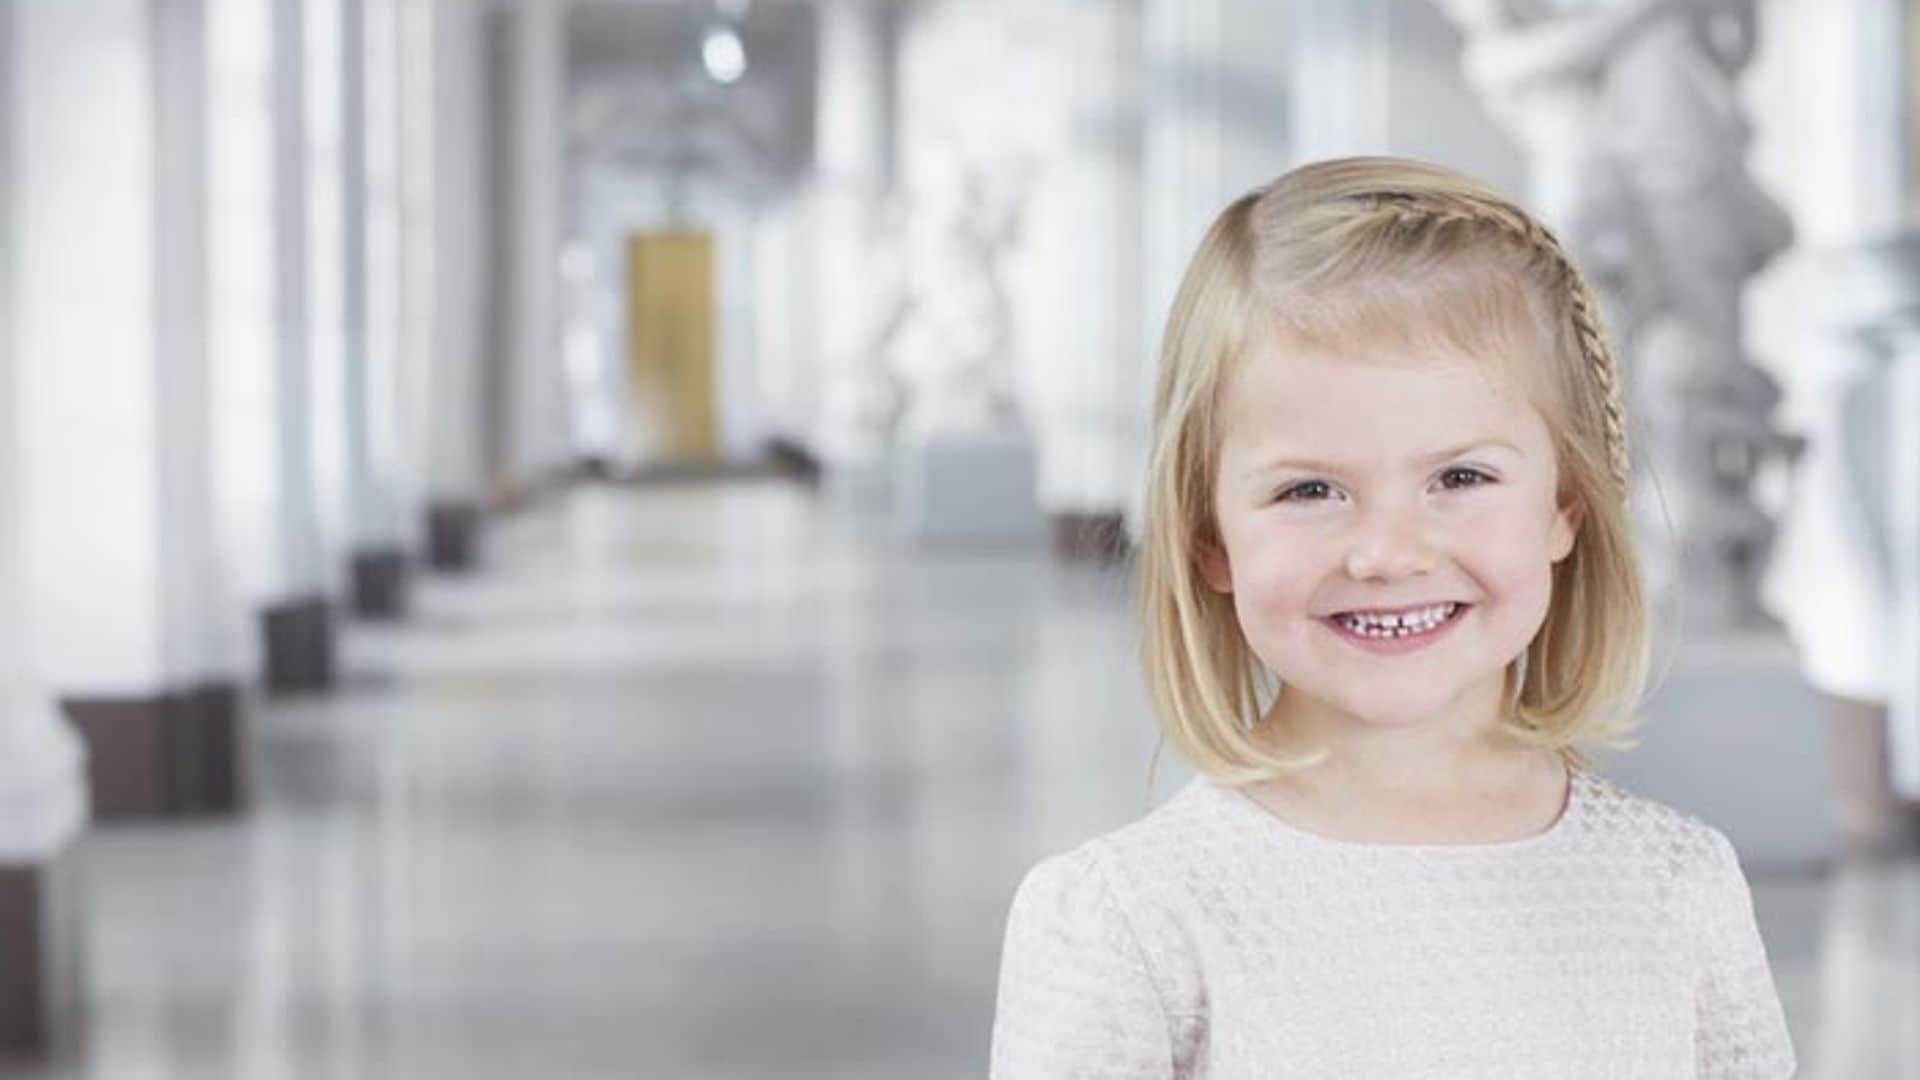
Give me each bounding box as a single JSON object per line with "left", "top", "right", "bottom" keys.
{"left": 506, "top": 0, "right": 570, "bottom": 493}
{"left": 1132, "top": 0, "right": 1295, "bottom": 534}
{"left": 354, "top": 0, "right": 401, "bottom": 553}
{"left": 1141, "top": 0, "right": 1296, "bottom": 346}
{"left": 340, "top": 0, "right": 378, "bottom": 555}
{"left": 208, "top": 0, "right": 333, "bottom": 687}
{"left": 0, "top": 0, "right": 87, "bottom": 871}
{"left": 1748, "top": 0, "right": 1918, "bottom": 801}
{"left": 270, "top": 0, "right": 325, "bottom": 602}
{"left": 17, "top": 0, "right": 241, "bottom": 812}
{"left": 1760, "top": 316, "right": 1893, "bottom": 707}
{"left": 1, "top": 4, "right": 87, "bottom": 1041}
{"left": 423, "top": 0, "right": 488, "bottom": 569}
{"left": 1879, "top": 322, "right": 1920, "bottom": 798}
{"left": 306, "top": 0, "right": 351, "bottom": 594}
{"left": 1288, "top": 0, "right": 1390, "bottom": 161}
{"left": 1039, "top": 0, "right": 1144, "bottom": 521}
{"left": 346, "top": 0, "right": 421, "bottom": 615}
{"left": 396, "top": 0, "right": 436, "bottom": 542}
{"left": 428, "top": 0, "right": 485, "bottom": 507}
{"left": 812, "top": 0, "right": 894, "bottom": 489}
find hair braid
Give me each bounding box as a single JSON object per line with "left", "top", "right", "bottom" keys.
{"left": 1357, "top": 190, "right": 1633, "bottom": 500}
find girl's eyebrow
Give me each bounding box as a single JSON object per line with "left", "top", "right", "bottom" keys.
{"left": 1247, "top": 438, "right": 1523, "bottom": 479}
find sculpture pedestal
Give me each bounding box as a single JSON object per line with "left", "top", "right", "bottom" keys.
{"left": 895, "top": 426, "right": 1044, "bottom": 545}
{"left": 1588, "top": 628, "right": 1832, "bottom": 870}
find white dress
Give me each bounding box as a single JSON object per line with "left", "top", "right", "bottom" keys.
{"left": 990, "top": 765, "right": 1796, "bottom": 1078}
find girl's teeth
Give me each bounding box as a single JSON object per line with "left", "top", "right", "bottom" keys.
{"left": 1337, "top": 603, "right": 1458, "bottom": 637}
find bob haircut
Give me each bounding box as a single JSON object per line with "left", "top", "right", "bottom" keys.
{"left": 1137, "top": 156, "right": 1650, "bottom": 786}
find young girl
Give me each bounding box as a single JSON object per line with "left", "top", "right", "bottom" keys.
{"left": 989, "top": 158, "right": 1796, "bottom": 1077}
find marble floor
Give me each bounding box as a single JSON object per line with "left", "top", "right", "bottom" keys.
{"left": 6, "top": 481, "right": 1916, "bottom": 1078}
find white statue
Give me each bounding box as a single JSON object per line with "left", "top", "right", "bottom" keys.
{"left": 897, "top": 151, "right": 1037, "bottom": 437}
{"left": 859, "top": 191, "right": 917, "bottom": 446}
{"left": 1436, "top": 0, "right": 1797, "bottom": 627}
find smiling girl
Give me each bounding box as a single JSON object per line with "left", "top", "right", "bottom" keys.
{"left": 989, "top": 158, "right": 1795, "bottom": 1077}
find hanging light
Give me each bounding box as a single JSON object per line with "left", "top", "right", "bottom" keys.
{"left": 701, "top": 24, "right": 746, "bottom": 84}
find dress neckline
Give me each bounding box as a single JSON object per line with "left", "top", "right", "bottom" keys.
{"left": 1209, "top": 759, "right": 1587, "bottom": 854}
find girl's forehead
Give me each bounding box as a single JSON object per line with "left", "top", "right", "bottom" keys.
{"left": 1212, "top": 334, "right": 1560, "bottom": 476}
{"left": 1243, "top": 275, "right": 1560, "bottom": 400}
{"left": 1231, "top": 331, "right": 1544, "bottom": 413}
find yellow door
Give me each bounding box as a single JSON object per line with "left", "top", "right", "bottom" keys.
{"left": 626, "top": 231, "right": 717, "bottom": 460}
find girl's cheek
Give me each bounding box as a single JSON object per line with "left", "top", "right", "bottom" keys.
{"left": 1233, "top": 533, "right": 1326, "bottom": 614}
{"left": 1463, "top": 505, "right": 1561, "bottom": 584}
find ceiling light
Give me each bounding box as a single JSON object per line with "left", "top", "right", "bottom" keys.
{"left": 702, "top": 25, "right": 745, "bottom": 85}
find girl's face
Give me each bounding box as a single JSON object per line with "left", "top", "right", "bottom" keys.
{"left": 1200, "top": 333, "right": 1580, "bottom": 734}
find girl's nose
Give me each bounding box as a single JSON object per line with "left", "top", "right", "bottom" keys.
{"left": 1343, "top": 508, "right": 1437, "bottom": 581}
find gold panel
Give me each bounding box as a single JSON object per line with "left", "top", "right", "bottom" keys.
{"left": 625, "top": 231, "right": 717, "bottom": 460}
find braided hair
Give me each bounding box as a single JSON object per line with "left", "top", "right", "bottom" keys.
{"left": 1353, "top": 189, "right": 1632, "bottom": 498}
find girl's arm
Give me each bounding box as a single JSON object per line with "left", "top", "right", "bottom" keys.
{"left": 989, "top": 848, "right": 1184, "bottom": 1079}
{"left": 1691, "top": 828, "right": 1797, "bottom": 1078}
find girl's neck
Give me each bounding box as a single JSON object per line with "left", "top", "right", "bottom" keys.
{"left": 1254, "top": 677, "right": 1536, "bottom": 801}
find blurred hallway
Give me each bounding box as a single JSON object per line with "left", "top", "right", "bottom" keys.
{"left": 9, "top": 481, "right": 1162, "bottom": 1079}
{"left": 0, "top": 481, "right": 1909, "bottom": 1078}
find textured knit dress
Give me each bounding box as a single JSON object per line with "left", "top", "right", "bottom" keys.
{"left": 990, "top": 765, "right": 1797, "bottom": 1078}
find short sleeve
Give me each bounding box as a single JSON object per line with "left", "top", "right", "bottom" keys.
{"left": 1693, "top": 828, "right": 1797, "bottom": 1078}
{"left": 989, "top": 848, "right": 1178, "bottom": 1079}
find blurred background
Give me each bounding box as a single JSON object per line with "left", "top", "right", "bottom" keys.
{"left": 1, "top": 0, "right": 1917, "bottom": 1076}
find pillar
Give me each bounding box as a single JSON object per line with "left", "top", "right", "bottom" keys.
{"left": 1750, "top": 0, "right": 1920, "bottom": 835}
{"left": 346, "top": 0, "right": 424, "bottom": 617}
{"left": 500, "top": 0, "right": 571, "bottom": 504}
{"left": 1042, "top": 0, "right": 1145, "bottom": 561}
{"left": 16, "top": 0, "right": 245, "bottom": 818}
{"left": 1131, "top": 0, "right": 1297, "bottom": 538}
{"left": 0, "top": 1, "right": 88, "bottom": 1053}
{"left": 1868, "top": 316, "right": 1920, "bottom": 804}
{"left": 208, "top": 0, "right": 337, "bottom": 693}
{"left": 423, "top": 0, "right": 488, "bottom": 571}
{"left": 306, "top": 0, "right": 353, "bottom": 607}
{"left": 812, "top": 0, "right": 897, "bottom": 497}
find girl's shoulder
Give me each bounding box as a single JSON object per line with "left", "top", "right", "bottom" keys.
{"left": 1569, "top": 767, "right": 1748, "bottom": 868}
{"left": 1008, "top": 776, "right": 1269, "bottom": 914}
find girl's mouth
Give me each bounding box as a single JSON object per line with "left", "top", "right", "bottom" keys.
{"left": 1320, "top": 602, "right": 1471, "bottom": 654}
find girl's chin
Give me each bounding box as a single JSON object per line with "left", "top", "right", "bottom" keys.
{"left": 1271, "top": 678, "right": 1511, "bottom": 728}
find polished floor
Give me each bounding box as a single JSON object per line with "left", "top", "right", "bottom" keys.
{"left": 8, "top": 481, "right": 1917, "bottom": 1078}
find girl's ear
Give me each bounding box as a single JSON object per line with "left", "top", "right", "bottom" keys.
{"left": 1195, "top": 530, "right": 1234, "bottom": 594}
{"left": 1548, "top": 491, "right": 1583, "bottom": 564}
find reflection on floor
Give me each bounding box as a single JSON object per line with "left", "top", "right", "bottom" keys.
{"left": 10, "top": 482, "right": 1917, "bottom": 1078}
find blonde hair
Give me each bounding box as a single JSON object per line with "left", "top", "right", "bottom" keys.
{"left": 1138, "top": 156, "right": 1649, "bottom": 787}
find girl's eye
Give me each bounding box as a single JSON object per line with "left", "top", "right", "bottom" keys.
{"left": 1276, "top": 480, "right": 1335, "bottom": 503}
{"left": 1438, "top": 466, "right": 1496, "bottom": 491}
